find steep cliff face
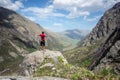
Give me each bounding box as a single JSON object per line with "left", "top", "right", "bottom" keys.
{"left": 0, "top": 7, "right": 63, "bottom": 75}
{"left": 89, "top": 26, "right": 120, "bottom": 74}
{"left": 82, "top": 2, "right": 120, "bottom": 74}
{"left": 88, "top": 3, "right": 120, "bottom": 74}
{"left": 79, "top": 2, "right": 120, "bottom": 47}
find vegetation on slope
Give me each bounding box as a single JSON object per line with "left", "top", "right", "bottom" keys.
{"left": 0, "top": 40, "right": 24, "bottom": 75}
{"left": 63, "top": 40, "right": 103, "bottom": 67}
{"left": 34, "top": 56, "right": 120, "bottom": 80}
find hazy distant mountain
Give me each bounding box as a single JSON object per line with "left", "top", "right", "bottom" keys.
{"left": 64, "top": 2, "right": 120, "bottom": 74}
{"left": 60, "top": 29, "right": 90, "bottom": 40}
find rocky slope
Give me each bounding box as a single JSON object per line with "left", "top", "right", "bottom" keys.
{"left": 89, "top": 26, "right": 120, "bottom": 74}
{"left": 79, "top": 2, "right": 120, "bottom": 47}
{"left": 0, "top": 6, "right": 63, "bottom": 75}
{"left": 63, "top": 2, "right": 120, "bottom": 75}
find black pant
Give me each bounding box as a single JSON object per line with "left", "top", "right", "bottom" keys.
{"left": 40, "top": 41, "right": 45, "bottom": 46}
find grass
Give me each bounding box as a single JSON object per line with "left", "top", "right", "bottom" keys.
{"left": 34, "top": 56, "right": 94, "bottom": 80}
{"left": 47, "top": 39, "right": 64, "bottom": 51}
{"left": 33, "top": 57, "right": 54, "bottom": 77}
{"left": 57, "top": 56, "right": 64, "bottom": 64}
{"left": 79, "top": 58, "right": 92, "bottom": 67}
{"left": 34, "top": 61, "right": 120, "bottom": 80}
{"left": 0, "top": 56, "right": 24, "bottom": 75}
{"left": 63, "top": 40, "right": 103, "bottom": 67}
{"left": 93, "top": 67, "right": 120, "bottom": 80}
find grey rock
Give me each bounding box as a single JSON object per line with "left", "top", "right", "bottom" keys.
{"left": 9, "top": 52, "right": 18, "bottom": 58}
{"left": 0, "top": 76, "right": 69, "bottom": 80}
{"left": 0, "top": 56, "right": 4, "bottom": 62}
{"left": 21, "top": 50, "right": 68, "bottom": 76}
{"left": 89, "top": 26, "right": 120, "bottom": 74}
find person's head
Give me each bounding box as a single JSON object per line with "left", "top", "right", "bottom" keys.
{"left": 42, "top": 31, "right": 44, "bottom": 34}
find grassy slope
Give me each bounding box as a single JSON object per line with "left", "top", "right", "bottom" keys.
{"left": 63, "top": 40, "right": 103, "bottom": 67}
{"left": 57, "top": 33, "right": 80, "bottom": 49}
{"left": 0, "top": 40, "right": 24, "bottom": 75}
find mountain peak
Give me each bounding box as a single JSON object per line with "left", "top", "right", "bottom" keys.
{"left": 0, "top": 6, "right": 13, "bottom": 12}
{"left": 112, "top": 2, "right": 120, "bottom": 9}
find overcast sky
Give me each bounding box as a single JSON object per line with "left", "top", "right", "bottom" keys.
{"left": 0, "top": 0, "right": 120, "bottom": 32}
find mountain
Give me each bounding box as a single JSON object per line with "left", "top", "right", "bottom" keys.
{"left": 61, "top": 29, "right": 90, "bottom": 40}
{"left": 63, "top": 2, "right": 120, "bottom": 74}
{"left": 88, "top": 3, "right": 120, "bottom": 74}
{"left": 0, "top": 6, "right": 63, "bottom": 75}
{"left": 79, "top": 3, "right": 120, "bottom": 47}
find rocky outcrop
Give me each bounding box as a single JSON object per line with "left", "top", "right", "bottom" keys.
{"left": 21, "top": 50, "right": 68, "bottom": 76}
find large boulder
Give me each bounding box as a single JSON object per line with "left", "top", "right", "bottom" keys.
{"left": 21, "top": 50, "right": 68, "bottom": 76}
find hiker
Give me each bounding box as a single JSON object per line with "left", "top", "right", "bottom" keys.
{"left": 38, "top": 31, "right": 46, "bottom": 50}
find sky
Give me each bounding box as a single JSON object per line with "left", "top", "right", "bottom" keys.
{"left": 0, "top": 0, "right": 120, "bottom": 32}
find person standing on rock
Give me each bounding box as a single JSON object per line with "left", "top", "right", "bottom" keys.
{"left": 38, "top": 31, "right": 46, "bottom": 51}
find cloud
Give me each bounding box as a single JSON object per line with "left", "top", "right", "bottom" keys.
{"left": 53, "top": 0, "right": 120, "bottom": 11}
{"left": 67, "top": 7, "right": 90, "bottom": 18}
{"left": 84, "top": 15, "right": 102, "bottom": 22}
{"left": 0, "top": 0, "right": 120, "bottom": 19}
{"left": 52, "top": 0, "right": 120, "bottom": 18}
{"left": 53, "top": 23, "right": 63, "bottom": 27}
{"left": 22, "top": 5, "right": 65, "bottom": 18}
{"left": 0, "top": 0, "right": 24, "bottom": 10}
{"left": 21, "top": 0, "right": 120, "bottom": 20}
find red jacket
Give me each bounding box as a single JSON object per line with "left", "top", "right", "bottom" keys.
{"left": 39, "top": 34, "right": 46, "bottom": 41}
